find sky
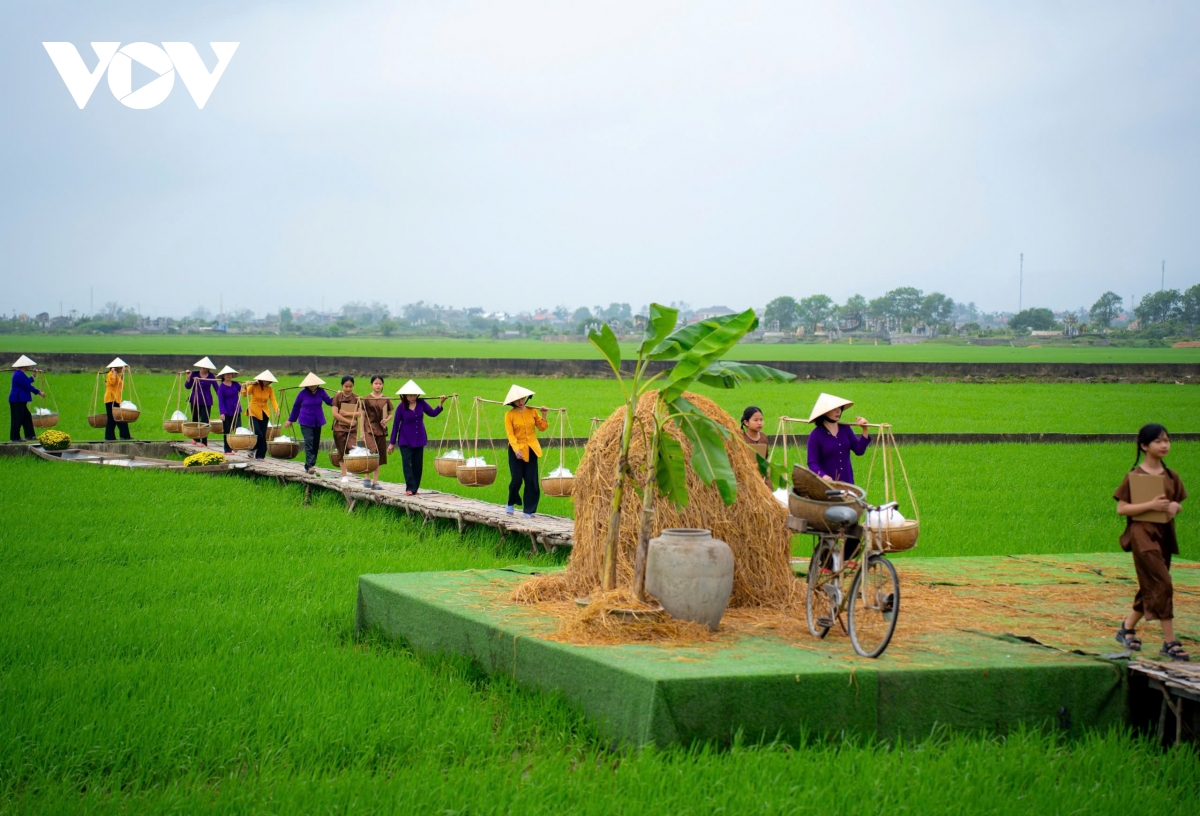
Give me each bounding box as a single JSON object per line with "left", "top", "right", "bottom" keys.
{"left": 2, "top": 0, "right": 1198, "bottom": 319}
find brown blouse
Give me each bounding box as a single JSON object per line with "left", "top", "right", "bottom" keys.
{"left": 1113, "top": 466, "right": 1187, "bottom": 555}
{"left": 360, "top": 396, "right": 393, "bottom": 437}
{"left": 741, "top": 429, "right": 768, "bottom": 459}
{"left": 332, "top": 391, "right": 359, "bottom": 428}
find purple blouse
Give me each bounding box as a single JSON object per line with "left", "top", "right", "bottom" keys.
{"left": 216, "top": 381, "right": 241, "bottom": 417}
{"left": 289, "top": 387, "right": 333, "bottom": 427}
{"left": 807, "top": 423, "right": 871, "bottom": 484}
{"left": 8, "top": 370, "right": 41, "bottom": 403}
{"left": 186, "top": 371, "right": 219, "bottom": 408}
{"left": 390, "top": 399, "right": 443, "bottom": 448}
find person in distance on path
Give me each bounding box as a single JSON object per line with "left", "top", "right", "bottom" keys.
{"left": 359, "top": 375, "right": 393, "bottom": 491}
{"left": 215, "top": 366, "right": 242, "bottom": 455}
{"left": 103, "top": 358, "right": 132, "bottom": 441}
{"left": 243, "top": 370, "right": 279, "bottom": 460}
{"left": 8, "top": 355, "right": 42, "bottom": 442}
{"left": 289, "top": 372, "right": 333, "bottom": 474}
{"left": 331, "top": 376, "right": 360, "bottom": 484}
{"left": 185, "top": 357, "right": 219, "bottom": 447}
{"left": 388, "top": 379, "right": 446, "bottom": 496}
{"left": 1114, "top": 424, "right": 1188, "bottom": 661}
{"left": 503, "top": 384, "right": 548, "bottom": 518}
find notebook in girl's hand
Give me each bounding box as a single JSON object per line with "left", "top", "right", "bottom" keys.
{"left": 1129, "top": 472, "right": 1169, "bottom": 523}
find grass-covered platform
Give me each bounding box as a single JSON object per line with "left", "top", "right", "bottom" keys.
{"left": 358, "top": 555, "right": 1198, "bottom": 745}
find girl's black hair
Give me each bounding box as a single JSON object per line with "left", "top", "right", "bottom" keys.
{"left": 340, "top": 375, "right": 355, "bottom": 385}
{"left": 740, "top": 405, "right": 762, "bottom": 429}
{"left": 371, "top": 375, "right": 384, "bottom": 384}
{"left": 1133, "top": 423, "right": 1170, "bottom": 470}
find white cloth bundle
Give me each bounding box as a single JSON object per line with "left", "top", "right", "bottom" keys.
{"left": 170, "top": 410, "right": 187, "bottom": 421}
{"left": 275, "top": 434, "right": 293, "bottom": 443}
{"left": 773, "top": 488, "right": 790, "bottom": 508}
{"left": 234, "top": 426, "right": 255, "bottom": 436}
{"left": 865, "top": 507, "right": 907, "bottom": 529}
{"left": 441, "top": 449, "right": 465, "bottom": 460}
{"left": 464, "top": 456, "right": 488, "bottom": 467}
{"left": 34, "top": 407, "right": 54, "bottom": 416}
{"left": 119, "top": 400, "right": 137, "bottom": 410}
{"left": 547, "top": 466, "right": 573, "bottom": 478}
{"left": 347, "top": 446, "right": 373, "bottom": 457}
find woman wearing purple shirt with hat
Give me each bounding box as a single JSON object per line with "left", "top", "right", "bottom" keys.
{"left": 215, "top": 366, "right": 242, "bottom": 454}
{"left": 288, "top": 372, "right": 334, "bottom": 473}
{"left": 388, "top": 380, "right": 447, "bottom": 495}
{"left": 807, "top": 392, "right": 871, "bottom": 567}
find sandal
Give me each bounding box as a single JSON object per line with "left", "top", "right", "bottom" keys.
{"left": 1115, "top": 627, "right": 1142, "bottom": 651}
{"left": 1160, "top": 641, "right": 1190, "bottom": 662}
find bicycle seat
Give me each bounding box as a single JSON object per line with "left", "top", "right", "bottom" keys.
{"left": 823, "top": 505, "right": 859, "bottom": 528}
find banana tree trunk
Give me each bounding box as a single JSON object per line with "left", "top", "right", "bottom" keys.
{"left": 632, "top": 420, "right": 660, "bottom": 600}
{"left": 601, "top": 402, "right": 636, "bottom": 591}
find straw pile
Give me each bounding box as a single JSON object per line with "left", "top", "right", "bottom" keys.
{"left": 514, "top": 391, "right": 796, "bottom": 614}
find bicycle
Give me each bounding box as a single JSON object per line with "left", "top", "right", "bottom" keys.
{"left": 804, "top": 491, "right": 901, "bottom": 658}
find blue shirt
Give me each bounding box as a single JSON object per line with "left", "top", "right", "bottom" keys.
{"left": 289, "top": 387, "right": 333, "bottom": 427}
{"left": 8, "top": 370, "right": 41, "bottom": 403}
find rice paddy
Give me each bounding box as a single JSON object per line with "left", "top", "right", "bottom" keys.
{"left": 2, "top": 458, "right": 1198, "bottom": 813}
{"left": 4, "top": 332, "right": 1200, "bottom": 362}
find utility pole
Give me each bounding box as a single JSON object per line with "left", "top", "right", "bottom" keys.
{"left": 1018, "top": 253, "right": 1023, "bottom": 313}
{"left": 1161, "top": 260, "right": 1165, "bottom": 291}
{"left": 90, "top": 287, "right": 93, "bottom": 316}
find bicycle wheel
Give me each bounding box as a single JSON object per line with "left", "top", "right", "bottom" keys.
{"left": 848, "top": 555, "right": 900, "bottom": 658}
{"left": 806, "top": 540, "right": 837, "bottom": 638}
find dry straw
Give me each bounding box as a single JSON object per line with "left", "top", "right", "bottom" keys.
{"left": 513, "top": 391, "right": 797, "bottom": 616}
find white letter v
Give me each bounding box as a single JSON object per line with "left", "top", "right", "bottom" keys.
{"left": 43, "top": 43, "right": 120, "bottom": 109}
{"left": 162, "top": 42, "right": 239, "bottom": 109}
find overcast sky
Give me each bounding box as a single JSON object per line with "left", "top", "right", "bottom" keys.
{"left": 2, "top": 1, "right": 1198, "bottom": 319}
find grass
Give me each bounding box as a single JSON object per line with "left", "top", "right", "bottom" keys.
{"left": 18, "top": 374, "right": 1200, "bottom": 450}
{"left": 4, "top": 333, "right": 1200, "bottom": 362}
{"left": 2, "top": 457, "right": 1198, "bottom": 813}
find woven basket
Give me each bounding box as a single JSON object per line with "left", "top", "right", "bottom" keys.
{"left": 87, "top": 414, "right": 107, "bottom": 429}
{"left": 112, "top": 407, "right": 140, "bottom": 423}
{"left": 227, "top": 432, "right": 257, "bottom": 451}
{"left": 541, "top": 475, "right": 574, "bottom": 497}
{"left": 787, "top": 483, "right": 864, "bottom": 533}
{"left": 344, "top": 454, "right": 379, "bottom": 474}
{"left": 267, "top": 424, "right": 281, "bottom": 441}
{"left": 209, "top": 419, "right": 224, "bottom": 435}
{"left": 457, "top": 464, "right": 497, "bottom": 487}
{"left": 866, "top": 520, "right": 920, "bottom": 553}
{"left": 792, "top": 464, "right": 832, "bottom": 500}
{"left": 330, "top": 451, "right": 342, "bottom": 466}
{"left": 162, "top": 419, "right": 184, "bottom": 434}
{"left": 32, "top": 412, "right": 59, "bottom": 429}
{"left": 181, "top": 421, "right": 209, "bottom": 439}
{"left": 435, "top": 456, "right": 464, "bottom": 477}
{"left": 267, "top": 439, "right": 300, "bottom": 459}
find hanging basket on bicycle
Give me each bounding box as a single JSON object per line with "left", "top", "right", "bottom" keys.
{"left": 787, "top": 482, "right": 864, "bottom": 532}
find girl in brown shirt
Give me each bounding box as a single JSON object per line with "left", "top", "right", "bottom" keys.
{"left": 359, "top": 375, "right": 392, "bottom": 490}
{"left": 331, "top": 376, "right": 360, "bottom": 484}
{"left": 1113, "top": 424, "right": 1188, "bottom": 661}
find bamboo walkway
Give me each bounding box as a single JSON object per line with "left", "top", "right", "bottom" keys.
{"left": 168, "top": 442, "right": 573, "bottom": 552}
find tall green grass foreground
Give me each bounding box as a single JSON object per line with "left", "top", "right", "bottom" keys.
{"left": 1, "top": 458, "right": 1198, "bottom": 813}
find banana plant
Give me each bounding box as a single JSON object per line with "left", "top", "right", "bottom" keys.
{"left": 589, "top": 304, "right": 796, "bottom": 595}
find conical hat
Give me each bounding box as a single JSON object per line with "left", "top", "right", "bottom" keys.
{"left": 806, "top": 392, "right": 853, "bottom": 423}
{"left": 107, "top": 357, "right": 127, "bottom": 369}
{"left": 252, "top": 370, "right": 277, "bottom": 383}
{"left": 396, "top": 379, "right": 425, "bottom": 396}
{"left": 298, "top": 372, "right": 325, "bottom": 388}
{"left": 194, "top": 356, "right": 216, "bottom": 369}
{"left": 503, "top": 384, "right": 535, "bottom": 405}
{"left": 217, "top": 365, "right": 238, "bottom": 376}
{"left": 12, "top": 355, "right": 36, "bottom": 368}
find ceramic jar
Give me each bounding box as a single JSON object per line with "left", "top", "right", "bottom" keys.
{"left": 644, "top": 528, "right": 734, "bottom": 631}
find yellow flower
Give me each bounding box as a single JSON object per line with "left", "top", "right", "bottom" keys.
{"left": 184, "top": 451, "right": 227, "bottom": 467}
{"left": 38, "top": 430, "right": 71, "bottom": 451}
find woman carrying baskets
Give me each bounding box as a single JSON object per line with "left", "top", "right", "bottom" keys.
{"left": 104, "top": 358, "right": 132, "bottom": 441}
{"left": 288, "top": 372, "right": 333, "bottom": 474}
{"left": 806, "top": 393, "right": 871, "bottom": 567}
{"left": 331, "top": 376, "right": 360, "bottom": 484}
{"left": 216, "top": 366, "right": 242, "bottom": 454}
{"left": 185, "top": 357, "right": 220, "bottom": 447}
{"left": 502, "top": 384, "right": 548, "bottom": 517}
{"left": 8, "top": 355, "right": 42, "bottom": 442}
{"left": 388, "top": 379, "right": 445, "bottom": 495}
{"left": 244, "top": 370, "right": 279, "bottom": 460}
{"left": 359, "top": 375, "right": 394, "bottom": 491}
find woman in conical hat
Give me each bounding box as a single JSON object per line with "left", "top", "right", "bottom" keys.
{"left": 8, "top": 355, "right": 42, "bottom": 442}
{"left": 388, "top": 379, "right": 448, "bottom": 495}
{"left": 103, "top": 358, "right": 132, "bottom": 441}
{"left": 243, "top": 370, "right": 278, "bottom": 460}
{"left": 184, "top": 357, "right": 219, "bottom": 447}
{"left": 502, "top": 384, "right": 549, "bottom": 517}
{"left": 288, "top": 373, "right": 333, "bottom": 473}
{"left": 215, "top": 366, "right": 242, "bottom": 454}
{"left": 805, "top": 392, "right": 871, "bottom": 485}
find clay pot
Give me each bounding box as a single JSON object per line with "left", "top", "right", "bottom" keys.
{"left": 644, "top": 528, "right": 734, "bottom": 631}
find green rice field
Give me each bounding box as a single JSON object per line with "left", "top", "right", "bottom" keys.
{"left": 16, "top": 373, "right": 1200, "bottom": 446}
{"left": 4, "top": 333, "right": 1199, "bottom": 362}
{"left": 2, "top": 458, "right": 1198, "bottom": 813}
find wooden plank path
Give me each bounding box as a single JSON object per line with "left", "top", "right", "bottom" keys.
{"left": 169, "top": 442, "right": 573, "bottom": 552}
